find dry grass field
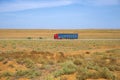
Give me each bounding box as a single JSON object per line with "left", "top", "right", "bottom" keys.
{"left": 0, "top": 29, "right": 120, "bottom": 39}
{"left": 0, "top": 29, "right": 120, "bottom": 80}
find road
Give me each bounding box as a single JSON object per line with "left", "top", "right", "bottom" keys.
{"left": 0, "top": 39, "right": 120, "bottom": 41}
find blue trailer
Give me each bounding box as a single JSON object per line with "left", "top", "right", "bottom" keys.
{"left": 54, "top": 33, "right": 78, "bottom": 39}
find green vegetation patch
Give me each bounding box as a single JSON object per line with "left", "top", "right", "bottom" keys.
{"left": 54, "top": 61, "right": 77, "bottom": 77}
{"left": 17, "top": 58, "right": 35, "bottom": 68}
{"left": 0, "top": 56, "right": 4, "bottom": 62}
{"left": 15, "top": 69, "right": 41, "bottom": 79}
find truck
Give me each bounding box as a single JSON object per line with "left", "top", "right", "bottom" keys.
{"left": 54, "top": 33, "right": 78, "bottom": 39}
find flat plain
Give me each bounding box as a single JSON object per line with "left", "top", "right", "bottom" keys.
{"left": 0, "top": 29, "right": 120, "bottom": 80}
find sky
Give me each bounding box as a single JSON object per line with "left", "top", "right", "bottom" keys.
{"left": 0, "top": 0, "right": 120, "bottom": 29}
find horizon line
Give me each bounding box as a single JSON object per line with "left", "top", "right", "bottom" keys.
{"left": 0, "top": 28, "right": 120, "bottom": 30}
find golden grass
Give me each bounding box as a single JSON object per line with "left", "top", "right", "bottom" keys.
{"left": 0, "top": 29, "right": 120, "bottom": 80}
{"left": 0, "top": 29, "right": 120, "bottom": 39}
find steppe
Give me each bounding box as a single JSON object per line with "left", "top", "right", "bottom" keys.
{"left": 0, "top": 29, "right": 120, "bottom": 80}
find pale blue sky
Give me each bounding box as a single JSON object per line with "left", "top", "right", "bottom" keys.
{"left": 0, "top": 0, "right": 120, "bottom": 29}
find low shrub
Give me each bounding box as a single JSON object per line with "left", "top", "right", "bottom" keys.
{"left": 17, "top": 58, "right": 34, "bottom": 68}
{"left": 39, "top": 37, "right": 43, "bottom": 39}
{"left": 98, "top": 67, "right": 116, "bottom": 79}
{"left": 76, "top": 66, "right": 116, "bottom": 80}
{"left": 54, "top": 61, "right": 77, "bottom": 77}
{"left": 62, "top": 61, "right": 77, "bottom": 74}
{"left": 54, "top": 69, "right": 64, "bottom": 77}
{"left": 15, "top": 69, "right": 41, "bottom": 79}
{"left": 45, "top": 75, "right": 54, "bottom": 80}
{"left": 1, "top": 71, "right": 13, "bottom": 77}
{"left": 76, "top": 67, "right": 98, "bottom": 80}
{"left": 0, "top": 57, "right": 4, "bottom": 61}
{"left": 73, "top": 59, "right": 83, "bottom": 66}
{"left": 27, "top": 37, "right": 32, "bottom": 39}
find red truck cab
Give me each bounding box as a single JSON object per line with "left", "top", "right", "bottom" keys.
{"left": 54, "top": 34, "right": 58, "bottom": 39}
